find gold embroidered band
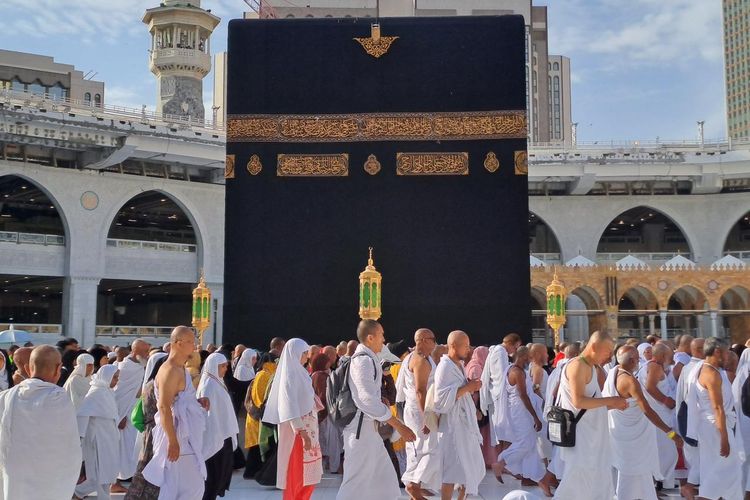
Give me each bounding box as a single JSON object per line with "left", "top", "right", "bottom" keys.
{"left": 277, "top": 154, "right": 349, "bottom": 177}
{"left": 396, "top": 152, "right": 469, "bottom": 176}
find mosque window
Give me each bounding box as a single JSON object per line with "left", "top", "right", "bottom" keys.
{"left": 47, "top": 83, "right": 67, "bottom": 100}
{"left": 553, "top": 62, "right": 560, "bottom": 71}
{"left": 94, "top": 94, "right": 102, "bottom": 107}
{"left": 28, "top": 80, "right": 45, "bottom": 96}
{"left": 84, "top": 92, "right": 91, "bottom": 103}
{"left": 10, "top": 78, "right": 24, "bottom": 92}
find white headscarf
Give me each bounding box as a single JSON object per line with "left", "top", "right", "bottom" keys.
{"left": 733, "top": 349, "right": 750, "bottom": 417}
{"left": 77, "top": 364, "right": 119, "bottom": 421}
{"left": 142, "top": 352, "right": 168, "bottom": 392}
{"left": 70, "top": 353, "right": 95, "bottom": 379}
{"left": 233, "top": 348, "right": 258, "bottom": 382}
{"left": 637, "top": 343, "right": 652, "bottom": 369}
{"left": 196, "top": 353, "right": 239, "bottom": 457}
{"left": 262, "top": 338, "right": 314, "bottom": 425}
{"left": 0, "top": 352, "right": 8, "bottom": 391}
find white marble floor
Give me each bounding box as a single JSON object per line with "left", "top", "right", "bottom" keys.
{"left": 215, "top": 471, "right": 684, "bottom": 499}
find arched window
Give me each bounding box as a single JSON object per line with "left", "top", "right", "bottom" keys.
{"left": 286, "top": 14, "right": 295, "bottom": 18}
{"left": 28, "top": 80, "right": 45, "bottom": 96}
{"left": 84, "top": 92, "right": 92, "bottom": 104}
{"left": 553, "top": 62, "right": 560, "bottom": 71}
{"left": 94, "top": 94, "right": 102, "bottom": 107}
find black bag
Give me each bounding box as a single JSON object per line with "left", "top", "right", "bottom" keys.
{"left": 326, "top": 352, "right": 376, "bottom": 432}
{"left": 677, "top": 401, "right": 698, "bottom": 447}
{"left": 741, "top": 375, "right": 750, "bottom": 417}
{"left": 546, "top": 384, "right": 593, "bottom": 448}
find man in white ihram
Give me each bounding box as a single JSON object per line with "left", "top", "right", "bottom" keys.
{"left": 433, "top": 330, "right": 485, "bottom": 500}
{"left": 0, "top": 345, "right": 82, "bottom": 500}
{"left": 336, "top": 320, "right": 416, "bottom": 500}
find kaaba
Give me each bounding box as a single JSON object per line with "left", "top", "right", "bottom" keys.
{"left": 223, "top": 15, "right": 530, "bottom": 347}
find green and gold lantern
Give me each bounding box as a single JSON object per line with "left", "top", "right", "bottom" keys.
{"left": 359, "top": 247, "right": 382, "bottom": 320}
{"left": 192, "top": 271, "right": 211, "bottom": 345}
{"left": 546, "top": 268, "right": 567, "bottom": 346}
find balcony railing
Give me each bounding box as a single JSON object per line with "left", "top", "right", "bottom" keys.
{"left": 0, "top": 231, "right": 64, "bottom": 246}
{"left": 724, "top": 251, "right": 750, "bottom": 262}
{"left": 95, "top": 325, "right": 188, "bottom": 337}
{"left": 106, "top": 238, "right": 196, "bottom": 253}
{"left": 0, "top": 324, "right": 63, "bottom": 335}
{"left": 596, "top": 252, "right": 684, "bottom": 263}
{"left": 531, "top": 253, "right": 561, "bottom": 264}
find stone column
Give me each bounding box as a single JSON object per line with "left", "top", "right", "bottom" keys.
{"left": 649, "top": 314, "right": 656, "bottom": 336}
{"left": 62, "top": 276, "right": 101, "bottom": 347}
{"left": 638, "top": 316, "right": 646, "bottom": 338}
{"left": 660, "top": 310, "right": 668, "bottom": 340}
{"left": 710, "top": 310, "right": 719, "bottom": 338}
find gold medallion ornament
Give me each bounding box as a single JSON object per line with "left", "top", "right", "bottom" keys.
{"left": 354, "top": 24, "right": 398, "bottom": 59}
{"left": 364, "top": 154, "right": 381, "bottom": 175}
{"left": 247, "top": 155, "right": 262, "bottom": 175}
{"left": 277, "top": 153, "right": 349, "bottom": 177}
{"left": 514, "top": 150, "right": 528, "bottom": 176}
{"left": 225, "top": 154, "right": 235, "bottom": 179}
{"left": 396, "top": 152, "right": 469, "bottom": 176}
{"left": 484, "top": 152, "right": 500, "bottom": 173}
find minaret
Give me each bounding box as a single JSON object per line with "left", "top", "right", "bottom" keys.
{"left": 142, "top": 0, "right": 220, "bottom": 121}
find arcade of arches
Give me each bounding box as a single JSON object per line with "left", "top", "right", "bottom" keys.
{"left": 531, "top": 265, "right": 750, "bottom": 345}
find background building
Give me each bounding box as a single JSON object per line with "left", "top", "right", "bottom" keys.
{"left": 548, "top": 55, "right": 572, "bottom": 145}
{"left": 723, "top": 0, "right": 750, "bottom": 140}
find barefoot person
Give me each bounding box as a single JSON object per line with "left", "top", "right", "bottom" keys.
{"left": 398, "top": 328, "right": 441, "bottom": 499}
{"left": 143, "top": 326, "right": 209, "bottom": 499}
{"left": 433, "top": 331, "right": 486, "bottom": 500}
{"left": 603, "top": 345, "right": 683, "bottom": 500}
{"left": 75, "top": 364, "right": 121, "bottom": 500}
{"left": 0, "top": 345, "right": 82, "bottom": 499}
{"left": 336, "top": 320, "right": 416, "bottom": 500}
{"left": 493, "top": 346, "right": 554, "bottom": 496}
{"left": 480, "top": 333, "right": 522, "bottom": 451}
{"left": 554, "top": 331, "right": 627, "bottom": 500}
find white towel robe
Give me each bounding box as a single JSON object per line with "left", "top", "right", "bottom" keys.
{"left": 638, "top": 362, "right": 678, "bottom": 484}
{"left": 480, "top": 345, "right": 511, "bottom": 444}
{"left": 433, "top": 355, "right": 485, "bottom": 496}
{"left": 733, "top": 348, "right": 750, "bottom": 492}
{"left": 0, "top": 379, "right": 82, "bottom": 500}
{"left": 675, "top": 356, "right": 702, "bottom": 485}
{"left": 554, "top": 363, "right": 615, "bottom": 500}
{"left": 400, "top": 352, "right": 441, "bottom": 492}
{"left": 686, "top": 363, "right": 744, "bottom": 500}
{"left": 602, "top": 368, "right": 661, "bottom": 500}
{"left": 77, "top": 391, "right": 120, "bottom": 490}
{"left": 114, "top": 357, "right": 145, "bottom": 480}
{"left": 336, "top": 345, "right": 401, "bottom": 500}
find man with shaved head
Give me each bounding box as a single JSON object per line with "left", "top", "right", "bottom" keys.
{"left": 10, "top": 346, "right": 32, "bottom": 386}
{"left": 0, "top": 345, "right": 82, "bottom": 499}
{"left": 675, "top": 337, "right": 705, "bottom": 495}
{"left": 528, "top": 344, "right": 552, "bottom": 461}
{"left": 399, "top": 328, "right": 440, "bottom": 499}
{"left": 639, "top": 342, "right": 679, "bottom": 489}
{"left": 112, "top": 338, "right": 150, "bottom": 492}
{"left": 143, "top": 326, "right": 209, "bottom": 499}
{"left": 269, "top": 337, "right": 285, "bottom": 356}
{"left": 433, "top": 331, "right": 485, "bottom": 499}
{"left": 480, "top": 332, "right": 522, "bottom": 453}
{"left": 673, "top": 334, "right": 694, "bottom": 381}
{"left": 494, "top": 346, "right": 554, "bottom": 495}
{"left": 554, "top": 331, "right": 627, "bottom": 499}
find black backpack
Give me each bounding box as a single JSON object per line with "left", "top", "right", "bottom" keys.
{"left": 741, "top": 375, "right": 750, "bottom": 418}
{"left": 326, "top": 352, "right": 377, "bottom": 435}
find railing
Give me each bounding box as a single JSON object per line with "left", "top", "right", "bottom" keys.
{"left": 0, "top": 231, "right": 64, "bottom": 246}
{"left": 531, "top": 253, "right": 561, "bottom": 263}
{"left": 596, "top": 252, "right": 684, "bottom": 263}
{"left": 95, "top": 325, "right": 175, "bottom": 337}
{"left": 1, "top": 88, "right": 224, "bottom": 131}
{"left": 530, "top": 137, "right": 750, "bottom": 152}
{"left": 0, "top": 324, "right": 62, "bottom": 334}
{"left": 725, "top": 251, "right": 750, "bottom": 261}
{"left": 106, "top": 238, "right": 196, "bottom": 253}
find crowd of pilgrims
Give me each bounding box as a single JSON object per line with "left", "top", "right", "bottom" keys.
{"left": 0, "top": 321, "right": 749, "bottom": 500}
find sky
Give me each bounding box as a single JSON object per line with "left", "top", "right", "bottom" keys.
{"left": 0, "top": 0, "right": 728, "bottom": 142}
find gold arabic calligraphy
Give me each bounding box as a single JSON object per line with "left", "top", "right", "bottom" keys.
{"left": 396, "top": 153, "right": 469, "bottom": 176}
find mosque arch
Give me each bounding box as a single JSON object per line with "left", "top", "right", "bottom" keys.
{"left": 529, "top": 211, "right": 561, "bottom": 256}
{"left": 568, "top": 285, "right": 603, "bottom": 310}
{"left": 0, "top": 174, "right": 69, "bottom": 243}
{"left": 722, "top": 210, "right": 750, "bottom": 254}
{"left": 619, "top": 285, "right": 659, "bottom": 310}
{"left": 720, "top": 285, "right": 750, "bottom": 310}
{"left": 596, "top": 205, "right": 693, "bottom": 258}
{"left": 668, "top": 285, "right": 708, "bottom": 311}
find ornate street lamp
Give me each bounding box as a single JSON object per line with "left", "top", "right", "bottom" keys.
{"left": 546, "top": 268, "right": 567, "bottom": 347}
{"left": 359, "top": 247, "right": 382, "bottom": 320}
{"left": 192, "top": 270, "right": 211, "bottom": 346}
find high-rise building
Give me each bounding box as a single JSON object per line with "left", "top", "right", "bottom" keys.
{"left": 143, "top": 0, "right": 220, "bottom": 121}
{"left": 723, "top": 0, "right": 750, "bottom": 140}
{"left": 548, "top": 55, "right": 572, "bottom": 145}
{"left": 236, "top": 0, "right": 557, "bottom": 143}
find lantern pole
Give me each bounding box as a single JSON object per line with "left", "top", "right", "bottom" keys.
{"left": 359, "top": 247, "right": 382, "bottom": 320}
{"left": 192, "top": 269, "right": 212, "bottom": 346}
{"left": 546, "top": 267, "right": 567, "bottom": 348}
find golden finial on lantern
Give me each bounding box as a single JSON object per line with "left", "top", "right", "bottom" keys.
{"left": 359, "top": 247, "right": 382, "bottom": 320}
{"left": 546, "top": 267, "right": 567, "bottom": 347}
{"left": 192, "top": 269, "right": 212, "bottom": 346}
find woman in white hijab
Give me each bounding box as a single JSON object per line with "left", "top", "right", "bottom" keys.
{"left": 74, "top": 364, "right": 120, "bottom": 500}
{"left": 64, "top": 353, "right": 95, "bottom": 410}
{"left": 732, "top": 348, "right": 750, "bottom": 493}
{"left": 234, "top": 348, "right": 258, "bottom": 382}
{"left": 262, "top": 338, "right": 322, "bottom": 500}
{"left": 197, "top": 352, "right": 239, "bottom": 500}
{"left": 636, "top": 342, "right": 653, "bottom": 373}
